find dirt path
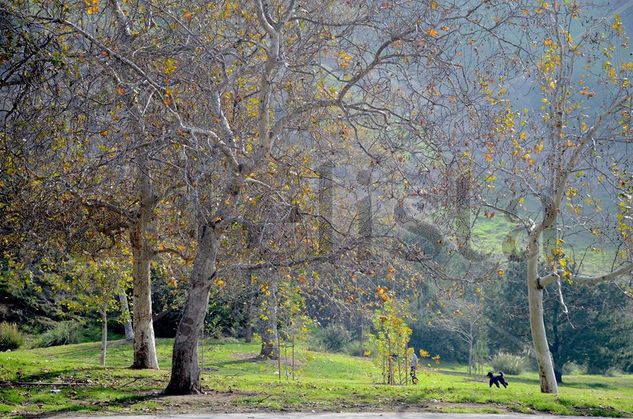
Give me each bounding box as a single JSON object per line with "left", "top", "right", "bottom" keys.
{"left": 68, "top": 412, "right": 619, "bottom": 419}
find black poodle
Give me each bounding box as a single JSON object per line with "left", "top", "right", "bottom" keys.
{"left": 487, "top": 371, "right": 508, "bottom": 388}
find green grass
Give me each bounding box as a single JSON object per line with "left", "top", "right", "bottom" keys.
{"left": 0, "top": 339, "right": 632, "bottom": 417}
{"left": 471, "top": 215, "right": 617, "bottom": 275}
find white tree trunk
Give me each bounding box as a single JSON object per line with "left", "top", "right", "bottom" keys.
{"left": 130, "top": 154, "right": 159, "bottom": 369}
{"left": 130, "top": 221, "right": 159, "bottom": 369}
{"left": 100, "top": 307, "right": 108, "bottom": 367}
{"left": 118, "top": 288, "right": 134, "bottom": 341}
{"left": 527, "top": 235, "right": 558, "bottom": 394}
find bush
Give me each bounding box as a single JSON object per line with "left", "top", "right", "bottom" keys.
{"left": 604, "top": 367, "right": 623, "bottom": 377}
{"left": 0, "top": 322, "right": 24, "bottom": 351}
{"left": 315, "top": 324, "right": 352, "bottom": 353}
{"left": 343, "top": 340, "right": 369, "bottom": 357}
{"left": 36, "top": 321, "right": 84, "bottom": 348}
{"left": 563, "top": 361, "right": 588, "bottom": 375}
{"left": 490, "top": 352, "right": 528, "bottom": 375}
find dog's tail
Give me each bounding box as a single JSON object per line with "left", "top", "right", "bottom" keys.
{"left": 498, "top": 371, "right": 504, "bottom": 377}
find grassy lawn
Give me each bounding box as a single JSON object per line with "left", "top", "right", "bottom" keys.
{"left": 0, "top": 339, "right": 632, "bottom": 417}
{"left": 471, "top": 215, "right": 616, "bottom": 276}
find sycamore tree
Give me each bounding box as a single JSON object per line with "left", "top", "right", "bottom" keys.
{"left": 152, "top": 0, "right": 531, "bottom": 393}
{"left": 478, "top": 1, "right": 633, "bottom": 393}
{"left": 1, "top": 0, "right": 199, "bottom": 370}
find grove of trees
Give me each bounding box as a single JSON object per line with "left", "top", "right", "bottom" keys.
{"left": 1, "top": 0, "right": 632, "bottom": 396}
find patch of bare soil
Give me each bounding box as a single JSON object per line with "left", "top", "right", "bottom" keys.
{"left": 42, "top": 389, "right": 259, "bottom": 418}
{"left": 416, "top": 400, "right": 512, "bottom": 413}
{"left": 230, "top": 352, "right": 261, "bottom": 362}
{"left": 154, "top": 389, "right": 258, "bottom": 413}
{"left": 297, "top": 399, "right": 513, "bottom": 415}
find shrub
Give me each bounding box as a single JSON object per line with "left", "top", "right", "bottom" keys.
{"left": 36, "top": 321, "right": 84, "bottom": 348}
{"left": 605, "top": 367, "right": 622, "bottom": 377}
{"left": 490, "top": 352, "right": 528, "bottom": 375}
{"left": 0, "top": 322, "right": 24, "bottom": 351}
{"left": 306, "top": 335, "right": 324, "bottom": 352}
{"left": 343, "top": 340, "right": 369, "bottom": 357}
{"left": 563, "top": 361, "right": 588, "bottom": 375}
{"left": 317, "top": 324, "right": 352, "bottom": 353}
{"left": 209, "top": 336, "right": 241, "bottom": 344}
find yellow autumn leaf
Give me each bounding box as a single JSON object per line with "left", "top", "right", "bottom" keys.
{"left": 164, "top": 58, "right": 177, "bottom": 75}
{"left": 85, "top": 0, "right": 99, "bottom": 14}
{"left": 612, "top": 14, "right": 624, "bottom": 36}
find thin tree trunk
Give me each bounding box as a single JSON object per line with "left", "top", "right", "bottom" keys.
{"left": 118, "top": 288, "right": 134, "bottom": 341}
{"left": 130, "top": 154, "right": 159, "bottom": 369}
{"left": 244, "top": 273, "right": 255, "bottom": 343}
{"left": 165, "top": 226, "right": 217, "bottom": 395}
{"left": 468, "top": 338, "right": 473, "bottom": 375}
{"left": 527, "top": 235, "right": 558, "bottom": 394}
{"left": 291, "top": 334, "right": 295, "bottom": 380}
{"left": 387, "top": 338, "right": 393, "bottom": 385}
{"left": 100, "top": 306, "right": 108, "bottom": 367}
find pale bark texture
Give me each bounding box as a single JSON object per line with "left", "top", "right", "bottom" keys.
{"left": 118, "top": 288, "right": 134, "bottom": 341}
{"left": 130, "top": 155, "right": 159, "bottom": 370}
{"left": 527, "top": 234, "right": 558, "bottom": 394}
{"left": 166, "top": 0, "right": 292, "bottom": 393}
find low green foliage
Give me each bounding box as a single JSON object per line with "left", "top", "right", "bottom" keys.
{"left": 314, "top": 324, "right": 352, "bottom": 353}
{"left": 35, "top": 320, "right": 84, "bottom": 348}
{"left": 342, "top": 340, "right": 367, "bottom": 357}
{"left": 490, "top": 352, "right": 528, "bottom": 375}
{"left": 606, "top": 367, "right": 624, "bottom": 377}
{"left": 563, "top": 361, "right": 588, "bottom": 376}
{"left": 0, "top": 322, "right": 23, "bottom": 352}
{"left": 0, "top": 339, "right": 631, "bottom": 417}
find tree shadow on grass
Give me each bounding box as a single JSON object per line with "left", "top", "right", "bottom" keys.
{"left": 22, "top": 388, "right": 257, "bottom": 418}
{"left": 436, "top": 368, "right": 542, "bottom": 386}
{"left": 22, "top": 391, "right": 166, "bottom": 418}
{"left": 34, "top": 340, "right": 132, "bottom": 360}
{"left": 18, "top": 367, "right": 96, "bottom": 383}
{"left": 215, "top": 356, "right": 263, "bottom": 367}
{"left": 559, "top": 381, "right": 611, "bottom": 390}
